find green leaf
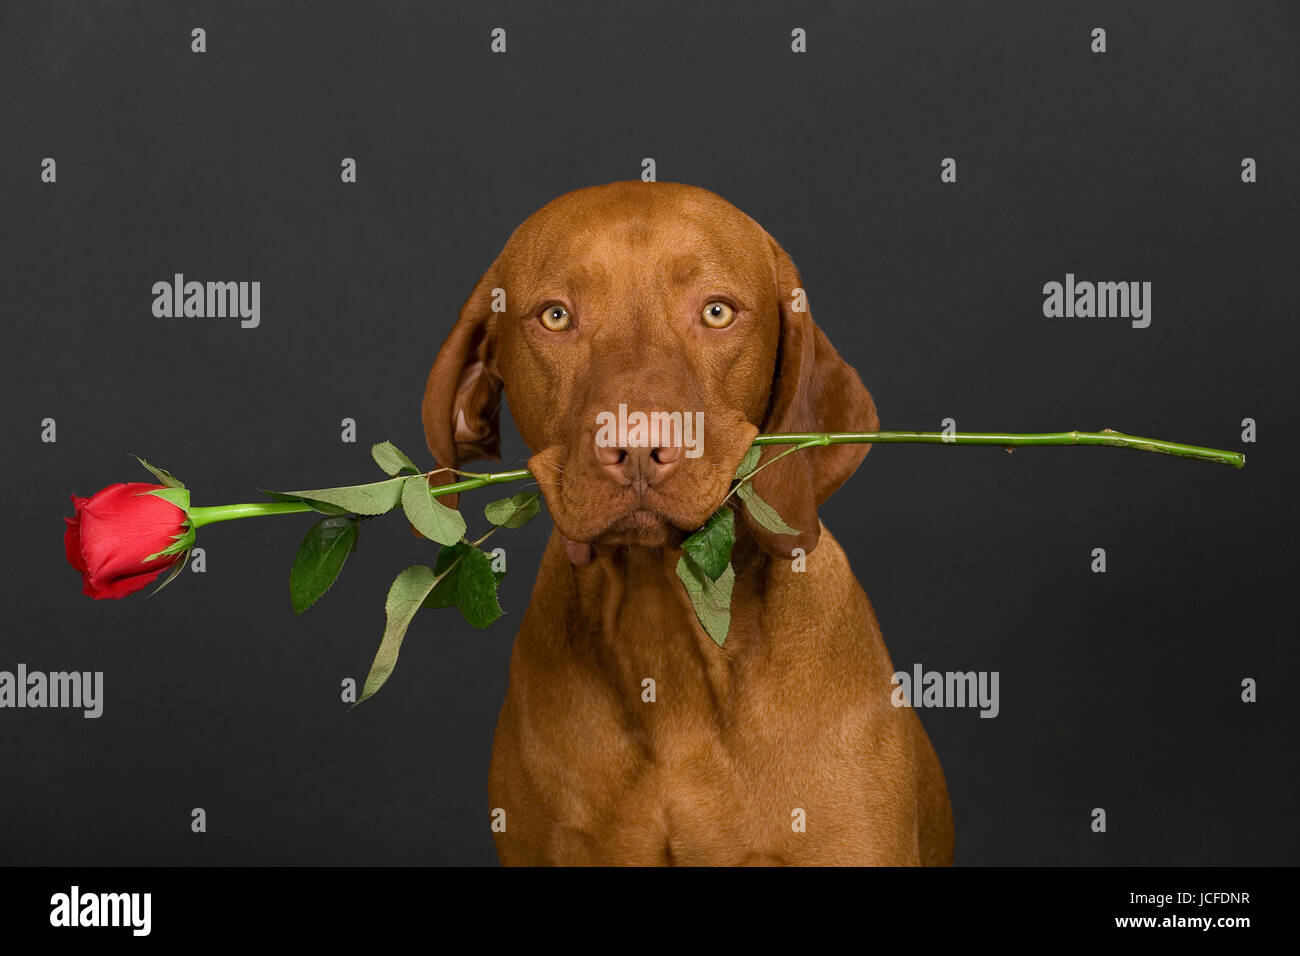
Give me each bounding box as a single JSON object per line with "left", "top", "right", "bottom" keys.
{"left": 289, "top": 516, "right": 359, "bottom": 615}
{"left": 401, "top": 475, "right": 466, "bottom": 545}
{"left": 142, "top": 486, "right": 190, "bottom": 512}
{"left": 259, "top": 489, "right": 349, "bottom": 516}
{"left": 675, "top": 556, "right": 735, "bottom": 646}
{"left": 132, "top": 455, "right": 185, "bottom": 490}
{"left": 484, "top": 491, "right": 541, "bottom": 529}
{"left": 359, "top": 565, "right": 440, "bottom": 703}
{"left": 735, "top": 445, "right": 761, "bottom": 479}
{"left": 423, "top": 542, "right": 506, "bottom": 611}
{"left": 455, "top": 546, "right": 504, "bottom": 628}
{"left": 276, "top": 477, "right": 405, "bottom": 516}
{"left": 146, "top": 552, "right": 189, "bottom": 598}
{"left": 371, "top": 441, "right": 420, "bottom": 477}
{"left": 736, "top": 482, "right": 800, "bottom": 537}
{"left": 681, "top": 507, "right": 734, "bottom": 582}
{"left": 422, "top": 548, "right": 464, "bottom": 610}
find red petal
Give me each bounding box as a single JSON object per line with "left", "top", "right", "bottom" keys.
{"left": 63, "top": 510, "right": 87, "bottom": 575}
{"left": 77, "top": 483, "right": 186, "bottom": 584}
{"left": 81, "top": 562, "right": 171, "bottom": 599}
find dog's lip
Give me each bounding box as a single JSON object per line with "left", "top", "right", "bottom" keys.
{"left": 530, "top": 436, "right": 755, "bottom": 550}
{"left": 561, "top": 533, "right": 593, "bottom": 566}
{"left": 608, "top": 507, "right": 671, "bottom": 532}
{"left": 558, "top": 508, "right": 677, "bottom": 566}
{"left": 588, "top": 504, "right": 687, "bottom": 549}
{"left": 557, "top": 458, "right": 746, "bottom": 544}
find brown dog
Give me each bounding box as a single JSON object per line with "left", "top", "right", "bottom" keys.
{"left": 422, "top": 182, "right": 952, "bottom": 865}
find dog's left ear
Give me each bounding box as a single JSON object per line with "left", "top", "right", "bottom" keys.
{"left": 744, "top": 240, "right": 879, "bottom": 558}
{"left": 421, "top": 261, "right": 504, "bottom": 508}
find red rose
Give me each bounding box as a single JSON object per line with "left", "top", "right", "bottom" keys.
{"left": 64, "top": 482, "right": 189, "bottom": 599}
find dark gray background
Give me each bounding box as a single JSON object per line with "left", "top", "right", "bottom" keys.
{"left": 1, "top": 0, "right": 1295, "bottom": 865}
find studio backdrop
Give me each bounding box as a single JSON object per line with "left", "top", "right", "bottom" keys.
{"left": 1, "top": 0, "right": 1295, "bottom": 865}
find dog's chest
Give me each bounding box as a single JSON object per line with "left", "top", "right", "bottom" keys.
{"left": 492, "top": 534, "right": 911, "bottom": 864}
{"left": 594, "top": 563, "right": 740, "bottom": 738}
{"left": 545, "top": 571, "right": 788, "bottom": 861}
{"left": 495, "top": 548, "right": 852, "bottom": 863}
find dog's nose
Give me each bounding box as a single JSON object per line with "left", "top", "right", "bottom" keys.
{"left": 594, "top": 440, "right": 682, "bottom": 489}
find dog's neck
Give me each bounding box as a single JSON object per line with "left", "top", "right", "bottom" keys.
{"left": 546, "top": 530, "right": 770, "bottom": 717}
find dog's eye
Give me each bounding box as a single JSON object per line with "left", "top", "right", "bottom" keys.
{"left": 701, "top": 301, "right": 735, "bottom": 329}
{"left": 539, "top": 305, "right": 571, "bottom": 332}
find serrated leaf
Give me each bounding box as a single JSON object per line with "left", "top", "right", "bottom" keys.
{"left": 735, "top": 445, "right": 761, "bottom": 479}
{"left": 259, "top": 489, "right": 349, "bottom": 516}
{"left": 484, "top": 491, "right": 541, "bottom": 529}
{"left": 289, "top": 516, "right": 359, "bottom": 615}
{"left": 423, "top": 542, "right": 506, "bottom": 610}
{"left": 132, "top": 455, "right": 186, "bottom": 490}
{"left": 402, "top": 475, "right": 466, "bottom": 545}
{"left": 276, "top": 478, "right": 404, "bottom": 516}
{"left": 371, "top": 441, "right": 420, "bottom": 476}
{"left": 422, "top": 547, "right": 465, "bottom": 610}
{"left": 451, "top": 545, "right": 504, "bottom": 628}
{"left": 682, "top": 507, "right": 734, "bottom": 582}
{"left": 675, "top": 556, "right": 735, "bottom": 646}
{"left": 736, "top": 482, "right": 799, "bottom": 536}
{"left": 359, "top": 565, "right": 440, "bottom": 703}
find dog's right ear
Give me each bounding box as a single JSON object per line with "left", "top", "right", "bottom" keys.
{"left": 421, "top": 262, "right": 504, "bottom": 507}
{"left": 743, "top": 240, "right": 878, "bottom": 559}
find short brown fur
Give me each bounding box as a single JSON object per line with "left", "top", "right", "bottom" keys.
{"left": 423, "top": 182, "right": 953, "bottom": 865}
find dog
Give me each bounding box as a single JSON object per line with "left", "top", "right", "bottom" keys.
{"left": 422, "top": 181, "right": 953, "bottom": 865}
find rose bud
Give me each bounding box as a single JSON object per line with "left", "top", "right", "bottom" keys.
{"left": 64, "top": 482, "right": 194, "bottom": 599}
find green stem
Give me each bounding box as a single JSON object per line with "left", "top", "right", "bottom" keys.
{"left": 189, "top": 501, "right": 315, "bottom": 528}
{"left": 424, "top": 468, "right": 535, "bottom": 497}
{"left": 723, "top": 441, "right": 813, "bottom": 504}
{"left": 185, "top": 430, "right": 1243, "bottom": 528}
{"left": 751, "top": 430, "right": 1246, "bottom": 468}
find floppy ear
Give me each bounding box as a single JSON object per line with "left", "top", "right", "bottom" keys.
{"left": 744, "top": 241, "right": 879, "bottom": 558}
{"left": 421, "top": 262, "right": 504, "bottom": 509}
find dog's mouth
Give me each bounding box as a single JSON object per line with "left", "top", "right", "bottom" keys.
{"left": 558, "top": 504, "right": 684, "bottom": 567}
{"left": 529, "top": 415, "right": 758, "bottom": 566}
{"left": 553, "top": 498, "right": 687, "bottom": 566}
{"left": 597, "top": 506, "right": 682, "bottom": 547}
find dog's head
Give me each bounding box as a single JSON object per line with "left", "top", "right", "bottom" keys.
{"left": 423, "top": 181, "right": 877, "bottom": 564}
